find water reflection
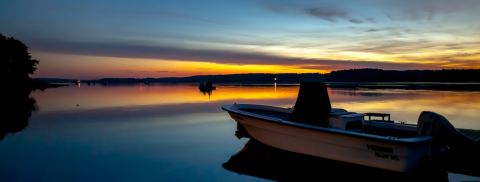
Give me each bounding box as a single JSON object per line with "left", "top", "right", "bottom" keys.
{"left": 1, "top": 89, "right": 38, "bottom": 141}
{"left": 28, "top": 83, "right": 480, "bottom": 129}
{"left": 200, "top": 87, "right": 216, "bottom": 99}
{"left": 2, "top": 83, "right": 480, "bottom": 181}
{"left": 223, "top": 138, "right": 449, "bottom": 182}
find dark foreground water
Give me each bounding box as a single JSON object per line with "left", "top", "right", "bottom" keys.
{"left": 1, "top": 83, "right": 480, "bottom": 181}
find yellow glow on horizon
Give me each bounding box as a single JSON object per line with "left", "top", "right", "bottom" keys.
{"left": 180, "top": 61, "right": 330, "bottom": 75}
{"left": 31, "top": 49, "right": 480, "bottom": 79}
{"left": 32, "top": 53, "right": 331, "bottom": 78}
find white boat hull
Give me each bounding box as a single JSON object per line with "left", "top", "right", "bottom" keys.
{"left": 224, "top": 104, "right": 433, "bottom": 172}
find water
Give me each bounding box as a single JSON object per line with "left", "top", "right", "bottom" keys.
{"left": 1, "top": 83, "right": 480, "bottom": 181}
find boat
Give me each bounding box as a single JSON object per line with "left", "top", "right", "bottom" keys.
{"left": 199, "top": 81, "right": 216, "bottom": 90}
{"left": 222, "top": 82, "right": 477, "bottom": 172}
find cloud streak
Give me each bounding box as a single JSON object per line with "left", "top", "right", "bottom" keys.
{"left": 266, "top": 4, "right": 372, "bottom": 24}
{"left": 305, "top": 7, "right": 348, "bottom": 22}
{"left": 349, "top": 18, "right": 364, "bottom": 24}
{"left": 336, "top": 40, "right": 480, "bottom": 55}
{"left": 28, "top": 39, "right": 479, "bottom": 71}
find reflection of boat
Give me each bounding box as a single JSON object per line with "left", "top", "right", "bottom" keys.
{"left": 199, "top": 81, "right": 216, "bottom": 90}
{"left": 223, "top": 138, "right": 448, "bottom": 181}
{"left": 222, "top": 82, "right": 478, "bottom": 172}
{"left": 199, "top": 81, "right": 216, "bottom": 99}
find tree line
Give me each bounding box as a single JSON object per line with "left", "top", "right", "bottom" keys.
{"left": 99, "top": 69, "right": 480, "bottom": 83}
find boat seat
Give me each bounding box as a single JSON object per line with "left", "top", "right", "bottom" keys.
{"left": 329, "top": 113, "right": 365, "bottom": 132}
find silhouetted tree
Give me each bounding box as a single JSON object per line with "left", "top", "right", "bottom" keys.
{"left": 1, "top": 33, "right": 39, "bottom": 83}
{"left": 1, "top": 33, "right": 39, "bottom": 141}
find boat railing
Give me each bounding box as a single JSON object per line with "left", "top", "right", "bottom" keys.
{"left": 364, "top": 113, "right": 393, "bottom": 123}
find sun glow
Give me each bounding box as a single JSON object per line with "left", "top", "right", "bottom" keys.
{"left": 31, "top": 53, "right": 330, "bottom": 79}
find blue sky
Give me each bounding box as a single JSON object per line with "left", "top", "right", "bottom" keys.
{"left": 1, "top": 0, "right": 480, "bottom": 79}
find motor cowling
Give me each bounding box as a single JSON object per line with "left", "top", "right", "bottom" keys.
{"left": 417, "top": 111, "right": 474, "bottom": 147}
{"left": 418, "top": 112, "right": 480, "bottom": 175}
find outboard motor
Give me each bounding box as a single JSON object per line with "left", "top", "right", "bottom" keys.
{"left": 417, "top": 111, "right": 474, "bottom": 150}
{"left": 418, "top": 111, "right": 480, "bottom": 176}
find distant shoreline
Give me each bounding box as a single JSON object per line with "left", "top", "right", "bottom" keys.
{"left": 29, "top": 80, "right": 68, "bottom": 90}
{"left": 41, "top": 81, "right": 480, "bottom": 91}
{"left": 34, "top": 69, "right": 480, "bottom": 84}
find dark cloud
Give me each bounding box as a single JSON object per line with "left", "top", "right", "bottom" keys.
{"left": 304, "top": 7, "right": 347, "bottom": 22}
{"left": 267, "top": 4, "right": 369, "bottom": 24}
{"left": 27, "top": 39, "right": 478, "bottom": 71}
{"left": 365, "top": 29, "right": 377, "bottom": 32}
{"left": 365, "top": 17, "right": 376, "bottom": 23}
{"left": 30, "top": 39, "right": 339, "bottom": 66}
{"left": 349, "top": 18, "right": 363, "bottom": 24}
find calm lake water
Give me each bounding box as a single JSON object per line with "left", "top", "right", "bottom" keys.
{"left": 1, "top": 83, "right": 480, "bottom": 181}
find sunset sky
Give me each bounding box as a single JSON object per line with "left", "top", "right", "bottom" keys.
{"left": 1, "top": 0, "right": 480, "bottom": 79}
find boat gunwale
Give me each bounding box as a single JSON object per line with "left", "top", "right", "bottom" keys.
{"left": 222, "top": 104, "right": 433, "bottom": 145}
